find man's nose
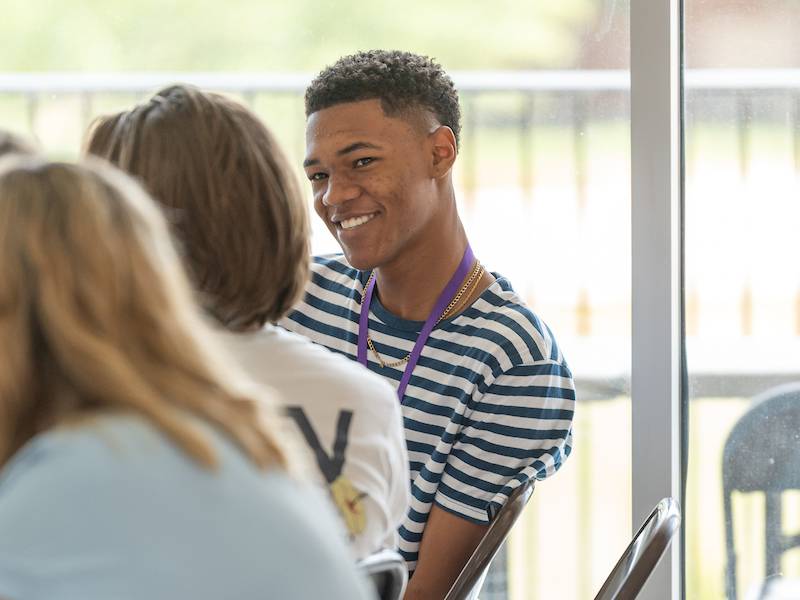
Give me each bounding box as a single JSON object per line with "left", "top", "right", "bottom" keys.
{"left": 321, "top": 173, "right": 360, "bottom": 206}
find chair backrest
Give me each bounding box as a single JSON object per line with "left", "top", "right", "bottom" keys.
{"left": 444, "top": 479, "right": 536, "bottom": 600}
{"left": 594, "top": 497, "right": 681, "bottom": 600}
{"left": 722, "top": 382, "right": 800, "bottom": 599}
{"left": 357, "top": 548, "right": 408, "bottom": 600}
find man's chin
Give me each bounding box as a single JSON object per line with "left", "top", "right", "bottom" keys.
{"left": 343, "top": 253, "right": 377, "bottom": 271}
{"left": 340, "top": 246, "right": 381, "bottom": 271}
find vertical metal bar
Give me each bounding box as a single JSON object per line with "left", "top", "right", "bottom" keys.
{"left": 741, "top": 282, "right": 753, "bottom": 336}
{"left": 793, "top": 95, "right": 800, "bottom": 178}
{"left": 687, "top": 405, "right": 702, "bottom": 595}
{"left": 462, "top": 95, "right": 478, "bottom": 207}
{"left": 295, "top": 93, "right": 306, "bottom": 168}
{"left": 795, "top": 287, "right": 800, "bottom": 336}
{"left": 519, "top": 94, "right": 535, "bottom": 201}
{"left": 684, "top": 91, "right": 697, "bottom": 182}
{"left": 573, "top": 94, "right": 589, "bottom": 214}
{"left": 631, "top": 0, "right": 683, "bottom": 599}
{"left": 508, "top": 498, "right": 540, "bottom": 599}
{"left": 481, "top": 546, "right": 508, "bottom": 599}
{"left": 736, "top": 94, "right": 752, "bottom": 182}
{"left": 576, "top": 405, "right": 593, "bottom": 600}
{"left": 26, "top": 93, "right": 38, "bottom": 136}
{"left": 724, "top": 491, "right": 737, "bottom": 599}
{"left": 686, "top": 288, "right": 699, "bottom": 336}
{"left": 80, "top": 92, "right": 93, "bottom": 130}
{"left": 764, "top": 492, "right": 782, "bottom": 585}
{"left": 576, "top": 288, "right": 592, "bottom": 336}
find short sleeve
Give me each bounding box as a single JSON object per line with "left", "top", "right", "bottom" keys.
{"left": 433, "top": 360, "right": 575, "bottom": 524}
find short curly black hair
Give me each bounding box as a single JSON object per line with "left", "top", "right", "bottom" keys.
{"left": 305, "top": 49, "right": 462, "bottom": 147}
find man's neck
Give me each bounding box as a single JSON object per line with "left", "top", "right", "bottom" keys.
{"left": 373, "top": 217, "right": 469, "bottom": 322}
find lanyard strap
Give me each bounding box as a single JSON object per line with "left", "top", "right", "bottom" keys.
{"left": 357, "top": 244, "right": 475, "bottom": 401}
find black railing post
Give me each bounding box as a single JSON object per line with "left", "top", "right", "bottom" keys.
{"left": 736, "top": 94, "right": 752, "bottom": 183}
{"left": 520, "top": 94, "right": 535, "bottom": 202}
{"left": 793, "top": 95, "right": 800, "bottom": 179}
{"left": 26, "top": 92, "right": 38, "bottom": 136}
{"left": 572, "top": 94, "right": 589, "bottom": 214}
{"left": 80, "top": 92, "right": 93, "bottom": 130}
{"left": 462, "top": 94, "right": 478, "bottom": 207}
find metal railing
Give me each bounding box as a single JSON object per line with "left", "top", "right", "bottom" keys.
{"left": 2, "top": 70, "right": 799, "bottom": 400}
{"left": 1, "top": 69, "right": 799, "bottom": 600}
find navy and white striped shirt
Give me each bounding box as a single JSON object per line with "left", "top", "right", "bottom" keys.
{"left": 282, "top": 255, "right": 575, "bottom": 570}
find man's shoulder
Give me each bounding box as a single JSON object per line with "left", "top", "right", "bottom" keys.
{"left": 311, "top": 254, "right": 361, "bottom": 283}
{"left": 465, "top": 275, "right": 570, "bottom": 368}
{"left": 304, "top": 255, "right": 365, "bottom": 310}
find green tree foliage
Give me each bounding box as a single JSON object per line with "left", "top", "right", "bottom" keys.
{"left": 2, "top": 0, "right": 597, "bottom": 71}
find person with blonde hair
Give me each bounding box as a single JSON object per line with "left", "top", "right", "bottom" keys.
{"left": 86, "top": 84, "right": 410, "bottom": 560}
{"left": 0, "top": 157, "right": 372, "bottom": 600}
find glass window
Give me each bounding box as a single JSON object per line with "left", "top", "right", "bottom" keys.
{"left": 684, "top": 1, "right": 800, "bottom": 598}
{"left": 0, "top": 2, "right": 632, "bottom": 597}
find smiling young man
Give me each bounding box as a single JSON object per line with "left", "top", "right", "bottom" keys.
{"left": 282, "top": 50, "right": 575, "bottom": 599}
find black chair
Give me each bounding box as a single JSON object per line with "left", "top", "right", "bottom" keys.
{"left": 594, "top": 497, "right": 681, "bottom": 600}
{"left": 444, "top": 479, "right": 536, "bottom": 600}
{"left": 357, "top": 548, "right": 408, "bottom": 600}
{"left": 723, "top": 383, "right": 800, "bottom": 600}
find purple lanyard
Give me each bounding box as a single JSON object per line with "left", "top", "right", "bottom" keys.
{"left": 357, "top": 245, "right": 475, "bottom": 401}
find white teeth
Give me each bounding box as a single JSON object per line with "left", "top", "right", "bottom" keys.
{"left": 340, "top": 213, "right": 377, "bottom": 230}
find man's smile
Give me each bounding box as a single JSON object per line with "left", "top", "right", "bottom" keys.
{"left": 336, "top": 212, "right": 378, "bottom": 231}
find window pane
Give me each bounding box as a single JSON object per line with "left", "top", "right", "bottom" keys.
{"left": 0, "top": 3, "right": 631, "bottom": 597}
{"left": 684, "top": 1, "right": 800, "bottom": 598}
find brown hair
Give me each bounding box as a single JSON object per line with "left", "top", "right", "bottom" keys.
{"left": 0, "top": 157, "right": 288, "bottom": 470}
{"left": 0, "top": 130, "right": 38, "bottom": 158}
{"left": 85, "top": 85, "right": 310, "bottom": 331}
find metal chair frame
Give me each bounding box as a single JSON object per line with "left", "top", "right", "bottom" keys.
{"left": 594, "top": 497, "right": 681, "bottom": 600}
{"left": 444, "top": 479, "right": 536, "bottom": 600}
{"left": 722, "top": 383, "right": 800, "bottom": 599}
{"left": 357, "top": 548, "right": 408, "bottom": 600}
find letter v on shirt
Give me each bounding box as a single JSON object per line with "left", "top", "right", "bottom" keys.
{"left": 215, "top": 325, "right": 410, "bottom": 559}
{"left": 286, "top": 407, "right": 368, "bottom": 536}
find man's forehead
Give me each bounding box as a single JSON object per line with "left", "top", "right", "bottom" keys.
{"left": 305, "top": 100, "right": 437, "bottom": 150}
{"left": 307, "top": 100, "right": 397, "bottom": 137}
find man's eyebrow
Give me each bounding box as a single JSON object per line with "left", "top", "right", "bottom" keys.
{"left": 303, "top": 142, "right": 382, "bottom": 168}
{"left": 338, "top": 141, "right": 382, "bottom": 156}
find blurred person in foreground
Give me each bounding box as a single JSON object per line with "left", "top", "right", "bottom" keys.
{"left": 281, "top": 50, "right": 576, "bottom": 599}
{"left": 0, "top": 130, "right": 37, "bottom": 157}
{"left": 0, "top": 157, "right": 373, "bottom": 600}
{"left": 85, "top": 85, "right": 409, "bottom": 559}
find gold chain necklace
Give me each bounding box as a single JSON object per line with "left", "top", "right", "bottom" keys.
{"left": 361, "top": 261, "right": 484, "bottom": 369}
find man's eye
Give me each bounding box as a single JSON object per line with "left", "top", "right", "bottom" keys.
{"left": 308, "top": 172, "right": 328, "bottom": 182}
{"left": 354, "top": 157, "right": 374, "bottom": 168}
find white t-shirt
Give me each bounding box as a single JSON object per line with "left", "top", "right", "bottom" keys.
{"left": 217, "top": 325, "right": 410, "bottom": 559}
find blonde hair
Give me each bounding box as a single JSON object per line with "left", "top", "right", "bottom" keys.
{"left": 0, "top": 157, "right": 288, "bottom": 470}
{"left": 86, "top": 85, "right": 310, "bottom": 331}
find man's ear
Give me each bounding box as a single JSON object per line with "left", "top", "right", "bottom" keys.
{"left": 429, "top": 125, "right": 457, "bottom": 178}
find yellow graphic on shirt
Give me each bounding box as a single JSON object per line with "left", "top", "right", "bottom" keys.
{"left": 330, "top": 475, "right": 367, "bottom": 537}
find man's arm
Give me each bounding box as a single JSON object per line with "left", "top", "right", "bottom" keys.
{"left": 404, "top": 504, "right": 488, "bottom": 600}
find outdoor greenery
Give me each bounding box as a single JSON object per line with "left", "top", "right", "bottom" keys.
{"left": 3, "top": 0, "right": 603, "bottom": 72}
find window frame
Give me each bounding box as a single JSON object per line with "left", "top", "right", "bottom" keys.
{"left": 630, "top": 0, "right": 684, "bottom": 597}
